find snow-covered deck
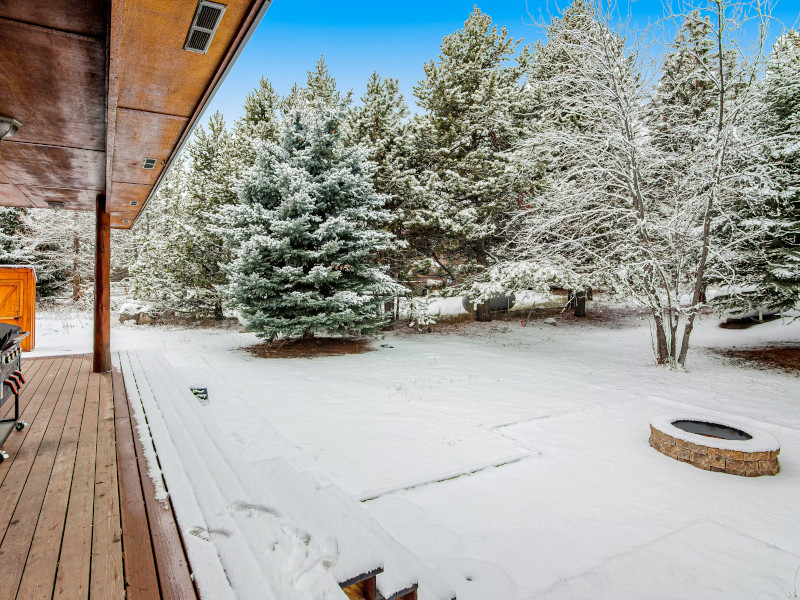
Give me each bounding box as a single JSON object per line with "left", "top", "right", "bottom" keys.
{"left": 0, "top": 354, "right": 197, "bottom": 600}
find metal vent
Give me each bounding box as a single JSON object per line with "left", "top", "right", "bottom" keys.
{"left": 142, "top": 158, "right": 157, "bottom": 169}
{"left": 184, "top": 1, "right": 227, "bottom": 54}
{"left": 129, "top": 200, "right": 139, "bottom": 206}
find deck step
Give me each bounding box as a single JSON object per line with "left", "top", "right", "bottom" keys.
{"left": 120, "top": 352, "right": 239, "bottom": 600}
{"left": 127, "top": 349, "right": 456, "bottom": 600}
{"left": 135, "top": 351, "right": 350, "bottom": 600}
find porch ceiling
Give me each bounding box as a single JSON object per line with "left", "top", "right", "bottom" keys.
{"left": 0, "top": 0, "right": 270, "bottom": 229}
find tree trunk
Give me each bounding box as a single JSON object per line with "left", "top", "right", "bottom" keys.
{"left": 653, "top": 312, "right": 670, "bottom": 365}
{"left": 474, "top": 239, "right": 492, "bottom": 322}
{"left": 573, "top": 290, "right": 587, "bottom": 317}
{"left": 678, "top": 2, "right": 727, "bottom": 368}
{"left": 302, "top": 329, "right": 315, "bottom": 340}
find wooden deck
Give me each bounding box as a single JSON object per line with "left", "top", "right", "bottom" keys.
{"left": 0, "top": 354, "right": 198, "bottom": 600}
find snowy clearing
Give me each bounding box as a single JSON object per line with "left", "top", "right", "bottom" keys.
{"left": 29, "top": 307, "right": 800, "bottom": 599}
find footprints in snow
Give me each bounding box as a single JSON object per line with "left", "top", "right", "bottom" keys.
{"left": 231, "top": 501, "right": 281, "bottom": 518}
{"left": 189, "top": 501, "right": 340, "bottom": 590}
{"left": 189, "top": 527, "right": 231, "bottom": 542}
{"left": 189, "top": 501, "right": 278, "bottom": 541}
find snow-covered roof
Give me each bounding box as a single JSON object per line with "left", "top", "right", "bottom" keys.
{"left": 0, "top": 265, "right": 37, "bottom": 281}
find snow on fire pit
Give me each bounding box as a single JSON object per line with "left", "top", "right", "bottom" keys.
{"left": 649, "top": 414, "right": 780, "bottom": 477}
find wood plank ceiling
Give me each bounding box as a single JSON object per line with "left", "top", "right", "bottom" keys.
{"left": 0, "top": 0, "right": 270, "bottom": 229}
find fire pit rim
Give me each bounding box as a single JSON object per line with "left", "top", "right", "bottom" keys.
{"left": 649, "top": 413, "right": 779, "bottom": 453}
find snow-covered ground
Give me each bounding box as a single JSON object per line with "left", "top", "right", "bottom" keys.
{"left": 29, "top": 305, "right": 800, "bottom": 599}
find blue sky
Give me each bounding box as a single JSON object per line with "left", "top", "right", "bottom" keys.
{"left": 204, "top": 0, "right": 800, "bottom": 124}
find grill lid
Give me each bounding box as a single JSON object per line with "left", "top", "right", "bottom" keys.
{"left": 0, "top": 323, "right": 22, "bottom": 352}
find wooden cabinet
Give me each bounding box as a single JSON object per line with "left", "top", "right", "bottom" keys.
{"left": 0, "top": 266, "right": 35, "bottom": 351}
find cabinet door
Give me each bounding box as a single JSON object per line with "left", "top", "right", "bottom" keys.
{"left": 0, "top": 280, "right": 22, "bottom": 320}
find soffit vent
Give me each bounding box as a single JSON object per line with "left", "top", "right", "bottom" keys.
{"left": 184, "top": 1, "right": 227, "bottom": 54}
{"left": 142, "top": 158, "right": 157, "bottom": 169}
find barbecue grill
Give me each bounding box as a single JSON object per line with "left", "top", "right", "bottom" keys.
{"left": 0, "top": 323, "right": 28, "bottom": 462}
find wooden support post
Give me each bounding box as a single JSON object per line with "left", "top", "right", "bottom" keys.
{"left": 93, "top": 193, "right": 111, "bottom": 373}
{"left": 363, "top": 576, "right": 376, "bottom": 600}
{"left": 342, "top": 575, "right": 377, "bottom": 600}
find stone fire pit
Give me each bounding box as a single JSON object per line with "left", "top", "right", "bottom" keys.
{"left": 649, "top": 414, "right": 780, "bottom": 476}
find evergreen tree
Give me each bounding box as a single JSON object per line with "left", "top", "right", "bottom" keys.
{"left": 719, "top": 31, "right": 800, "bottom": 313}
{"left": 345, "top": 72, "right": 420, "bottom": 294}
{"left": 169, "top": 112, "right": 233, "bottom": 318}
{"left": 0, "top": 208, "right": 32, "bottom": 265}
{"left": 214, "top": 99, "right": 404, "bottom": 341}
{"left": 413, "top": 7, "right": 529, "bottom": 320}
{"left": 651, "top": 11, "right": 718, "bottom": 153}
{"left": 283, "top": 56, "right": 353, "bottom": 112}
{"left": 130, "top": 158, "right": 188, "bottom": 308}
{"left": 229, "top": 76, "right": 282, "bottom": 179}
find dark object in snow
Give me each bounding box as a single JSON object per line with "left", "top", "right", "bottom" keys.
{"left": 190, "top": 387, "right": 210, "bottom": 406}
{"left": 0, "top": 324, "right": 28, "bottom": 461}
{"left": 567, "top": 288, "right": 592, "bottom": 317}
{"left": 380, "top": 344, "right": 394, "bottom": 349}
{"left": 462, "top": 294, "right": 516, "bottom": 313}
{"left": 672, "top": 420, "right": 751, "bottom": 441}
{"left": 719, "top": 311, "right": 781, "bottom": 329}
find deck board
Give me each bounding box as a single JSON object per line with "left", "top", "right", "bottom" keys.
{"left": 16, "top": 355, "right": 91, "bottom": 600}
{"left": 0, "top": 355, "right": 79, "bottom": 600}
{"left": 0, "top": 355, "right": 197, "bottom": 600}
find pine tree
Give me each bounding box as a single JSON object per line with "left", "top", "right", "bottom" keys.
{"left": 130, "top": 158, "right": 188, "bottom": 308}
{"left": 166, "top": 112, "right": 233, "bottom": 318}
{"left": 283, "top": 56, "right": 352, "bottom": 112}
{"left": 213, "top": 98, "right": 405, "bottom": 341}
{"left": 229, "top": 76, "right": 282, "bottom": 179}
{"left": 651, "top": 11, "right": 718, "bottom": 153}
{"left": 0, "top": 208, "right": 32, "bottom": 265}
{"left": 344, "top": 72, "right": 420, "bottom": 299}
{"left": 720, "top": 31, "right": 800, "bottom": 313}
{"left": 412, "top": 7, "right": 529, "bottom": 320}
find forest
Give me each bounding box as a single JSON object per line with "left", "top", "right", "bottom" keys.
{"left": 2, "top": 0, "right": 798, "bottom": 366}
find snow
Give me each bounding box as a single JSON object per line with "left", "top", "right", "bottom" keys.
{"left": 27, "top": 307, "right": 800, "bottom": 599}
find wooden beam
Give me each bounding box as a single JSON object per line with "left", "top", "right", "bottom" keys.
{"left": 105, "top": 0, "right": 125, "bottom": 195}
{"left": 93, "top": 193, "right": 111, "bottom": 373}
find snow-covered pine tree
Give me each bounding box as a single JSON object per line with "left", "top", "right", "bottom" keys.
{"left": 344, "top": 72, "right": 420, "bottom": 308}
{"left": 650, "top": 11, "right": 718, "bottom": 153}
{"left": 213, "top": 98, "right": 405, "bottom": 341}
{"left": 412, "top": 7, "right": 529, "bottom": 321}
{"left": 129, "top": 157, "right": 188, "bottom": 308}
{"left": 227, "top": 76, "right": 282, "bottom": 184}
{"left": 0, "top": 208, "right": 32, "bottom": 265}
{"left": 283, "top": 56, "right": 353, "bottom": 113}
{"left": 717, "top": 31, "right": 800, "bottom": 314}
{"left": 345, "top": 72, "right": 414, "bottom": 228}
{"left": 155, "top": 111, "right": 233, "bottom": 318}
